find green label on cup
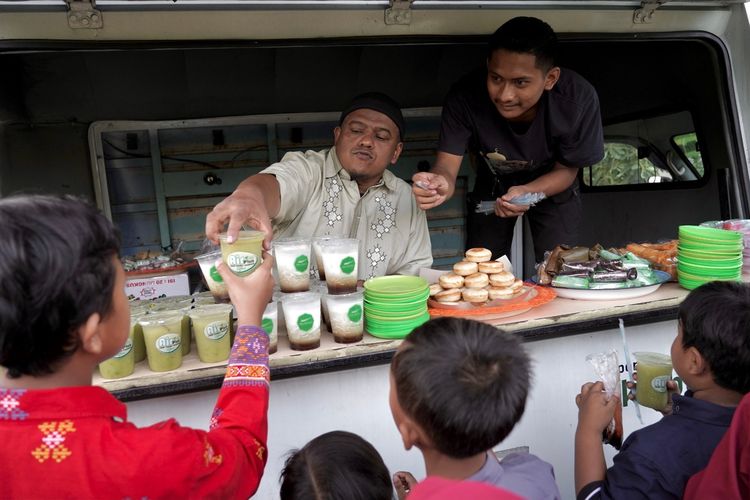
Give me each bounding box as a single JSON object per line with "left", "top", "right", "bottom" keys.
{"left": 204, "top": 321, "right": 229, "bottom": 340}
{"left": 209, "top": 265, "right": 224, "bottom": 283}
{"left": 227, "top": 252, "right": 258, "bottom": 276}
{"left": 294, "top": 255, "right": 309, "bottom": 273}
{"left": 297, "top": 313, "right": 314, "bottom": 332}
{"left": 156, "top": 333, "right": 181, "bottom": 354}
{"left": 347, "top": 304, "right": 362, "bottom": 323}
{"left": 262, "top": 317, "right": 274, "bottom": 334}
{"left": 651, "top": 375, "right": 670, "bottom": 392}
{"left": 340, "top": 256, "right": 356, "bottom": 275}
{"left": 113, "top": 338, "right": 133, "bottom": 359}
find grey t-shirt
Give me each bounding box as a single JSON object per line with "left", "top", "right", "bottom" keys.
{"left": 439, "top": 67, "right": 604, "bottom": 198}
{"left": 468, "top": 451, "right": 562, "bottom": 500}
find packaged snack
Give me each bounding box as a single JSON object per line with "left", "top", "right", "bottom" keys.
{"left": 585, "top": 349, "right": 623, "bottom": 449}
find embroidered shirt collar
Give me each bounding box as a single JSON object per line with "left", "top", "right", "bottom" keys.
{"left": 329, "top": 146, "right": 398, "bottom": 192}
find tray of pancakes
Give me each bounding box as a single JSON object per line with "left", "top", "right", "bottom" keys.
{"left": 428, "top": 248, "right": 528, "bottom": 308}
{"left": 426, "top": 248, "right": 557, "bottom": 319}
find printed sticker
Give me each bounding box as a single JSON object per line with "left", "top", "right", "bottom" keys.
{"left": 204, "top": 321, "right": 229, "bottom": 341}
{"left": 340, "top": 256, "right": 356, "bottom": 275}
{"left": 262, "top": 318, "right": 274, "bottom": 335}
{"left": 156, "top": 333, "right": 181, "bottom": 354}
{"left": 113, "top": 338, "right": 133, "bottom": 359}
{"left": 651, "top": 375, "right": 670, "bottom": 393}
{"left": 297, "top": 313, "right": 314, "bottom": 332}
{"left": 294, "top": 255, "right": 309, "bottom": 273}
{"left": 227, "top": 252, "right": 259, "bottom": 276}
{"left": 209, "top": 265, "right": 224, "bottom": 283}
{"left": 347, "top": 304, "right": 362, "bottom": 323}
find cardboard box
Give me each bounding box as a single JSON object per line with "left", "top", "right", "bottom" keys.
{"left": 125, "top": 273, "right": 190, "bottom": 300}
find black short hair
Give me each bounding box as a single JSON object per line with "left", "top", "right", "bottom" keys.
{"left": 0, "top": 194, "right": 121, "bottom": 378}
{"left": 678, "top": 281, "right": 750, "bottom": 394}
{"left": 391, "top": 317, "right": 531, "bottom": 458}
{"left": 487, "top": 16, "right": 557, "bottom": 72}
{"left": 279, "top": 430, "right": 392, "bottom": 500}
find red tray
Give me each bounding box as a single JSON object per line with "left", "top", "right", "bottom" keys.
{"left": 428, "top": 284, "right": 556, "bottom": 318}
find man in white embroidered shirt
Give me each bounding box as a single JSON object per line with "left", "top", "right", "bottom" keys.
{"left": 205, "top": 92, "right": 433, "bottom": 279}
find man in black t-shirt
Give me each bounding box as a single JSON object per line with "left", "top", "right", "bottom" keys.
{"left": 413, "top": 17, "right": 604, "bottom": 263}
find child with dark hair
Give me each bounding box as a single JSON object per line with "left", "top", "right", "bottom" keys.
{"left": 575, "top": 281, "right": 750, "bottom": 499}
{"left": 389, "top": 317, "right": 561, "bottom": 499}
{"left": 279, "top": 430, "right": 393, "bottom": 500}
{"left": 0, "top": 194, "right": 275, "bottom": 499}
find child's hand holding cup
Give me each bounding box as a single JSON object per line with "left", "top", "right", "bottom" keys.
{"left": 630, "top": 352, "right": 675, "bottom": 412}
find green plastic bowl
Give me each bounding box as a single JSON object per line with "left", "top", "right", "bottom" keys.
{"left": 678, "top": 276, "right": 704, "bottom": 290}
{"left": 364, "top": 291, "right": 429, "bottom": 301}
{"left": 678, "top": 267, "right": 742, "bottom": 281}
{"left": 365, "top": 309, "right": 428, "bottom": 322}
{"left": 363, "top": 275, "right": 429, "bottom": 295}
{"left": 679, "top": 225, "right": 743, "bottom": 241}
{"left": 677, "top": 255, "right": 742, "bottom": 271}
{"left": 678, "top": 239, "right": 742, "bottom": 250}
{"left": 678, "top": 246, "right": 742, "bottom": 258}
{"left": 364, "top": 300, "right": 427, "bottom": 312}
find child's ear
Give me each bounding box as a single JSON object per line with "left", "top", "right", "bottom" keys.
{"left": 397, "top": 418, "right": 432, "bottom": 452}
{"left": 686, "top": 346, "right": 707, "bottom": 376}
{"left": 78, "top": 313, "right": 104, "bottom": 355}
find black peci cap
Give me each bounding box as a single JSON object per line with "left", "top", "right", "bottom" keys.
{"left": 339, "top": 92, "right": 405, "bottom": 140}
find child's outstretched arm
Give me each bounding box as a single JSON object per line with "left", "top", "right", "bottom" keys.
{"left": 113, "top": 255, "right": 276, "bottom": 500}
{"left": 217, "top": 252, "right": 275, "bottom": 326}
{"left": 575, "top": 381, "right": 619, "bottom": 495}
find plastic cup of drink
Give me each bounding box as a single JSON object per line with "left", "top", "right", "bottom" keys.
{"left": 129, "top": 300, "right": 150, "bottom": 316}
{"left": 193, "top": 292, "right": 218, "bottom": 306}
{"left": 282, "top": 291, "right": 321, "bottom": 351}
{"left": 634, "top": 352, "right": 673, "bottom": 410}
{"left": 220, "top": 230, "right": 264, "bottom": 277}
{"left": 312, "top": 235, "right": 336, "bottom": 281}
{"left": 130, "top": 313, "right": 147, "bottom": 363}
{"left": 139, "top": 311, "right": 183, "bottom": 372}
{"left": 325, "top": 290, "right": 364, "bottom": 343}
{"left": 262, "top": 301, "right": 279, "bottom": 354}
{"left": 195, "top": 250, "right": 229, "bottom": 301}
{"left": 273, "top": 237, "right": 312, "bottom": 293}
{"left": 273, "top": 289, "right": 286, "bottom": 332}
{"left": 150, "top": 295, "right": 192, "bottom": 308}
{"left": 188, "top": 304, "right": 233, "bottom": 363}
{"left": 151, "top": 300, "right": 192, "bottom": 356}
{"left": 99, "top": 331, "right": 135, "bottom": 379}
{"left": 317, "top": 282, "right": 331, "bottom": 329}
{"left": 319, "top": 238, "right": 359, "bottom": 295}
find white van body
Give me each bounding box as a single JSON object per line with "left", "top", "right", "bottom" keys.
{"left": 1, "top": 2, "right": 749, "bottom": 498}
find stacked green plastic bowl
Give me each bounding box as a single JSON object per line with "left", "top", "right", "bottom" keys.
{"left": 363, "top": 276, "right": 430, "bottom": 339}
{"left": 677, "top": 225, "right": 743, "bottom": 290}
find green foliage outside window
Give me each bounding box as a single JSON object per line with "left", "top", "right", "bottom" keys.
{"left": 584, "top": 142, "right": 672, "bottom": 186}
{"left": 673, "top": 132, "right": 704, "bottom": 177}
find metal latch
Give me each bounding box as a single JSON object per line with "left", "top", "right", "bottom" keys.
{"left": 633, "top": 1, "right": 666, "bottom": 24}
{"left": 385, "top": 0, "right": 413, "bottom": 25}
{"left": 65, "top": 0, "right": 103, "bottom": 29}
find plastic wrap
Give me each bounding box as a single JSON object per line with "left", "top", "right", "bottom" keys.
{"left": 585, "top": 349, "right": 623, "bottom": 449}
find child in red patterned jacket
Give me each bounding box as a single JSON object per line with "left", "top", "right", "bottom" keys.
{"left": 0, "top": 194, "right": 275, "bottom": 499}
